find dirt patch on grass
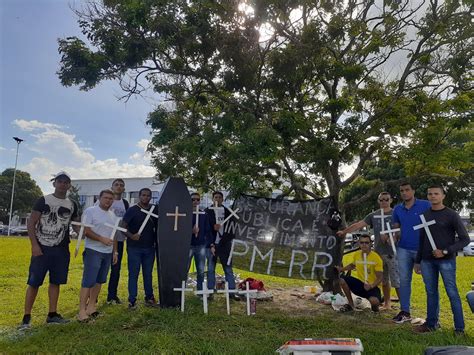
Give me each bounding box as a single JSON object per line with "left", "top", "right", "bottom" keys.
{"left": 259, "top": 287, "right": 328, "bottom": 317}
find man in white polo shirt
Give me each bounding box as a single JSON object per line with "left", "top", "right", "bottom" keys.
{"left": 78, "top": 189, "right": 119, "bottom": 322}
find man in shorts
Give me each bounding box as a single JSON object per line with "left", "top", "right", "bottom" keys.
{"left": 78, "top": 189, "right": 119, "bottom": 322}
{"left": 19, "top": 171, "right": 79, "bottom": 329}
{"left": 337, "top": 234, "right": 383, "bottom": 312}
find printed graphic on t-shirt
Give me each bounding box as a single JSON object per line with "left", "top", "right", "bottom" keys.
{"left": 35, "top": 195, "right": 75, "bottom": 246}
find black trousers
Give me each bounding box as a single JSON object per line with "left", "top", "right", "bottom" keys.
{"left": 107, "top": 240, "right": 124, "bottom": 300}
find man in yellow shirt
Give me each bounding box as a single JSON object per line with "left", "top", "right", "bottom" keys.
{"left": 336, "top": 234, "right": 383, "bottom": 312}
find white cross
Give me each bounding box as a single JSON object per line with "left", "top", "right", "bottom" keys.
{"left": 71, "top": 220, "right": 93, "bottom": 257}
{"left": 194, "top": 282, "right": 214, "bottom": 314}
{"left": 413, "top": 214, "right": 437, "bottom": 250}
{"left": 217, "top": 282, "right": 240, "bottom": 315}
{"left": 221, "top": 207, "right": 240, "bottom": 226}
{"left": 138, "top": 205, "right": 158, "bottom": 235}
{"left": 373, "top": 209, "right": 389, "bottom": 232}
{"left": 238, "top": 281, "right": 258, "bottom": 316}
{"left": 385, "top": 222, "right": 400, "bottom": 256}
{"left": 166, "top": 206, "right": 187, "bottom": 231}
{"left": 208, "top": 200, "right": 223, "bottom": 213}
{"left": 193, "top": 205, "right": 206, "bottom": 235}
{"left": 105, "top": 218, "right": 127, "bottom": 239}
{"left": 173, "top": 280, "right": 193, "bottom": 312}
{"left": 356, "top": 253, "right": 376, "bottom": 283}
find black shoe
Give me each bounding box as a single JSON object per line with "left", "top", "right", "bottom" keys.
{"left": 231, "top": 294, "right": 241, "bottom": 301}
{"left": 128, "top": 301, "right": 137, "bottom": 310}
{"left": 17, "top": 315, "right": 31, "bottom": 330}
{"left": 207, "top": 294, "right": 214, "bottom": 301}
{"left": 144, "top": 297, "right": 159, "bottom": 307}
{"left": 392, "top": 311, "right": 412, "bottom": 324}
{"left": 46, "top": 313, "right": 70, "bottom": 324}
{"left": 107, "top": 297, "right": 122, "bottom": 305}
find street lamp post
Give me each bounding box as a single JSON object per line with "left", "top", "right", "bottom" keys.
{"left": 7, "top": 137, "right": 24, "bottom": 236}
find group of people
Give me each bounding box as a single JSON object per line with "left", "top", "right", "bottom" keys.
{"left": 18, "top": 173, "right": 469, "bottom": 336}
{"left": 336, "top": 183, "right": 470, "bottom": 335}
{"left": 19, "top": 171, "right": 240, "bottom": 328}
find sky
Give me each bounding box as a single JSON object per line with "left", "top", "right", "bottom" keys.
{"left": 1, "top": 0, "right": 160, "bottom": 194}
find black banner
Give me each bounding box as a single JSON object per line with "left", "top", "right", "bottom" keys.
{"left": 225, "top": 195, "right": 342, "bottom": 281}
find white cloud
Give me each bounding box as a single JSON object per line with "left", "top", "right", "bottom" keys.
{"left": 15, "top": 119, "right": 155, "bottom": 193}
{"left": 13, "top": 119, "right": 64, "bottom": 132}
{"left": 0, "top": 146, "right": 5, "bottom": 151}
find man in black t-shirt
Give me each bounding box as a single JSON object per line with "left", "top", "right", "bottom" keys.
{"left": 413, "top": 185, "right": 469, "bottom": 335}
{"left": 18, "top": 171, "right": 79, "bottom": 330}
{"left": 121, "top": 188, "right": 158, "bottom": 308}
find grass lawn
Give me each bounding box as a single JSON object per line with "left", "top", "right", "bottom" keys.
{"left": 0, "top": 236, "right": 472, "bottom": 354}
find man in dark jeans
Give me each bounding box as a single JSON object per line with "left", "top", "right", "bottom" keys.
{"left": 107, "top": 178, "right": 129, "bottom": 304}
{"left": 188, "top": 192, "right": 212, "bottom": 292}
{"left": 205, "top": 191, "right": 239, "bottom": 300}
{"left": 121, "top": 188, "right": 158, "bottom": 308}
{"left": 414, "top": 185, "right": 469, "bottom": 335}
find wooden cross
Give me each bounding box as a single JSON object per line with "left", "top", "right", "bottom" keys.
{"left": 194, "top": 282, "right": 214, "bottom": 314}
{"left": 166, "top": 206, "right": 187, "bottom": 231}
{"left": 413, "top": 214, "right": 437, "bottom": 250}
{"left": 238, "top": 281, "right": 258, "bottom": 316}
{"left": 138, "top": 205, "right": 158, "bottom": 235}
{"left": 355, "top": 253, "right": 376, "bottom": 283}
{"left": 104, "top": 218, "right": 127, "bottom": 239}
{"left": 173, "top": 280, "right": 193, "bottom": 312}
{"left": 373, "top": 209, "right": 389, "bottom": 232}
{"left": 385, "top": 222, "right": 400, "bottom": 256}
{"left": 193, "top": 205, "right": 206, "bottom": 235}
{"left": 71, "top": 220, "right": 93, "bottom": 257}
{"left": 217, "top": 282, "right": 240, "bottom": 315}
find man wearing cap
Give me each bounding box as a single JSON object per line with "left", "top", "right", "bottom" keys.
{"left": 19, "top": 171, "right": 79, "bottom": 329}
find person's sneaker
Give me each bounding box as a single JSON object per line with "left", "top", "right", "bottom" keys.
{"left": 339, "top": 304, "right": 354, "bottom": 313}
{"left": 230, "top": 294, "right": 241, "bottom": 301}
{"left": 414, "top": 323, "right": 436, "bottom": 333}
{"left": 207, "top": 294, "right": 214, "bottom": 301}
{"left": 107, "top": 297, "right": 122, "bottom": 305}
{"left": 144, "top": 297, "right": 159, "bottom": 307}
{"left": 17, "top": 315, "right": 31, "bottom": 330}
{"left": 128, "top": 300, "right": 137, "bottom": 310}
{"left": 454, "top": 329, "right": 465, "bottom": 337}
{"left": 392, "top": 311, "right": 412, "bottom": 323}
{"left": 46, "top": 313, "right": 70, "bottom": 324}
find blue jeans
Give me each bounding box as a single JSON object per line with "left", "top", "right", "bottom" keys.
{"left": 397, "top": 247, "right": 418, "bottom": 313}
{"left": 188, "top": 245, "right": 207, "bottom": 291}
{"left": 207, "top": 248, "right": 236, "bottom": 290}
{"left": 127, "top": 247, "right": 155, "bottom": 303}
{"left": 421, "top": 259, "right": 465, "bottom": 331}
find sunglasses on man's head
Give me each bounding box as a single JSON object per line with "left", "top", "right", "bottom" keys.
{"left": 378, "top": 198, "right": 390, "bottom": 202}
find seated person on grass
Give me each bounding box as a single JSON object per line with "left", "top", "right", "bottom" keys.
{"left": 336, "top": 234, "right": 383, "bottom": 313}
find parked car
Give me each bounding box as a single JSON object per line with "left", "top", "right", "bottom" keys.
{"left": 463, "top": 232, "right": 474, "bottom": 256}
{"left": 10, "top": 225, "right": 28, "bottom": 236}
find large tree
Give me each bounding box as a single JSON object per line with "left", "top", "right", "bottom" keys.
{"left": 0, "top": 169, "right": 43, "bottom": 224}
{"left": 58, "top": 0, "right": 473, "bottom": 210}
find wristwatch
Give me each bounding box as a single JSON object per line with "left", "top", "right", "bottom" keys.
{"left": 442, "top": 249, "right": 448, "bottom": 255}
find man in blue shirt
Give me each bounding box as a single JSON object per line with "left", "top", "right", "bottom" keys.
{"left": 391, "top": 182, "right": 430, "bottom": 323}
{"left": 188, "top": 192, "right": 212, "bottom": 292}
{"left": 121, "top": 188, "right": 158, "bottom": 309}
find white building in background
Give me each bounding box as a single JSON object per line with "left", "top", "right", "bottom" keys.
{"left": 71, "top": 177, "right": 219, "bottom": 209}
